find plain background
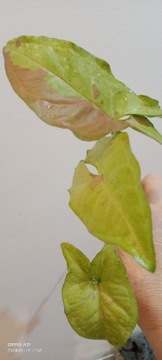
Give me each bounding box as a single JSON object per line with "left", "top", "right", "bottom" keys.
{"left": 1, "top": 1, "right": 162, "bottom": 359}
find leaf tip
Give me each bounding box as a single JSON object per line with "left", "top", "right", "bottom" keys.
{"left": 60, "top": 242, "right": 71, "bottom": 255}
{"left": 134, "top": 254, "right": 156, "bottom": 273}
{"left": 60, "top": 242, "right": 71, "bottom": 262}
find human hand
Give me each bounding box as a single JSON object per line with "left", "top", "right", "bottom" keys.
{"left": 119, "top": 173, "right": 162, "bottom": 358}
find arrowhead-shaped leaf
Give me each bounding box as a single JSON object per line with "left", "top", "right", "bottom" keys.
{"left": 69, "top": 132, "right": 155, "bottom": 271}
{"left": 61, "top": 242, "right": 138, "bottom": 348}
{"left": 3, "top": 36, "right": 162, "bottom": 142}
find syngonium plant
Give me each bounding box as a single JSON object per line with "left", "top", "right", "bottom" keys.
{"left": 3, "top": 36, "right": 162, "bottom": 348}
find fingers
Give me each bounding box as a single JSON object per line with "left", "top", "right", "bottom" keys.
{"left": 142, "top": 173, "right": 162, "bottom": 204}
{"left": 118, "top": 173, "right": 162, "bottom": 278}
{"left": 142, "top": 173, "right": 162, "bottom": 267}
{"left": 117, "top": 247, "right": 147, "bottom": 283}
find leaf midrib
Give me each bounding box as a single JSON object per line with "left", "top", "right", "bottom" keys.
{"left": 9, "top": 47, "right": 115, "bottom": 118}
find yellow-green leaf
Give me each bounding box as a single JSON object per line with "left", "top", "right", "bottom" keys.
{"left": 3, "top": 36, "right": 162, "bottom": 142}
{"left": 69, "top": 132, "right": 155, "bottom": 271}
{"left": 61, "top": 242, "right": 138, "bottom": 348}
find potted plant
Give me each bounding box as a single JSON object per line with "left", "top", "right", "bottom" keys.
{"left": 3, "top": 35, "right": 162, "bottom": 350}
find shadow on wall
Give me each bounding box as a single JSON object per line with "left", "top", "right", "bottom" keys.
{"left": 0, "top": 273, "right": 65, "bottom": 359}
{"left": 0, "top": 309, "right": 39, "bottom": 360}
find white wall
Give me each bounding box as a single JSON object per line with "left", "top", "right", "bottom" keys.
{"left": 1, "top": 1, "right": 162, "bottom": 359}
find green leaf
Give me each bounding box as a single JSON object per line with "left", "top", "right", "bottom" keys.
{"left": 61, "top": 242, "right": 138, "bottom": 348}
{"left": 127, "top": 115, "right": 162, "bottom": 144}
{"left": 69, "top": 132, "right": 155, "bottom": 272}
{"left": 3, "top": 36, "right": 162, "bottom": 141}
